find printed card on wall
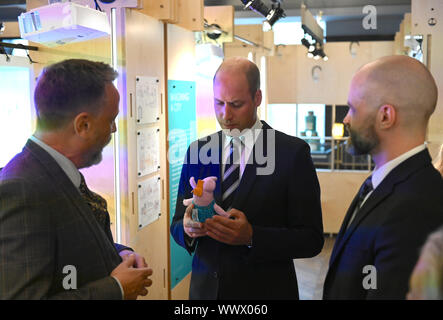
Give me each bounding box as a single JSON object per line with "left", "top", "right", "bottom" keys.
{"left": 135, "top": 76, "right": 160, "bottom": 124}
{"left": 136, "top": 127, "right": 160, "bottom": 177}
{"left": 137, "top": 175, "right": 161, "bottom": 229}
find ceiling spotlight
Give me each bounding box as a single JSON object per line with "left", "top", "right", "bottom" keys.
{"left": 241, "top": 0, "right": 286, "bottom": 31}
{"left": 301, "top": 37, "right": 316, "bottom": 54}
{"left": 301, "top": 3, "right": 328, "bottom": 62}
{"left": 302, "top": 34, "right": 328, "bottom": 61}
{"left": 301, "top": 38, "right": 310, "bottom": 49}
{"left": 204, "top": 20, "right": 227, "bottom": 41}
{"left": 263, "top": 20, "right": 272, "bottom": 32}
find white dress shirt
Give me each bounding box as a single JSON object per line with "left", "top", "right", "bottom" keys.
{"left": 221, "top": 118, "right": 263, "bottom": 179}
{"left": 361, "top": 143, "right": 427, "bottom": 207}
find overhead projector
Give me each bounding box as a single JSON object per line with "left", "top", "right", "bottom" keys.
{"left": 18, "top": 2, "right": 110, "bottom": 47}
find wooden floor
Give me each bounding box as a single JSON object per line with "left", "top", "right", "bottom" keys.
{"left": 293, "top": 236, "right": 336, "bottom": 300}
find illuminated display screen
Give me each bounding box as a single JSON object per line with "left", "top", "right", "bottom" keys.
{"left": 0, "top": 64, "right": 33, "bottom": 168}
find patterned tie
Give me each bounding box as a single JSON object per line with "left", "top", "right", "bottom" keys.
{"left": 79, "top": 173, "right": 108, "bottom": 229}
{"left": 346, "top": 175, "right": 373, "bottom": 229}
{"left": 222, "top": 138, "right": 242, "bottom": 211}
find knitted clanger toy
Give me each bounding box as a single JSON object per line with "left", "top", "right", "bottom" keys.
{"left": 182, "top": 176, "right": 225, "bottom": 222}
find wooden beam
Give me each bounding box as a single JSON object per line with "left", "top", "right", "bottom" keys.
{"left": 204, "top": 5, "right": 234, "bottom": 43}
{"left": 176, "top": 0, "right": 204, "bottom": 32}
{"left": 137, "top": 0, "right": 178, "bottom": 23}
{"left": 0, "top": 22, "right": 21, "bottom": 39}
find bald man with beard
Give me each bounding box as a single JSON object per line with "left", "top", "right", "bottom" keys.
{"left": 323, "top": 55, "right": 443, "bottom": 300}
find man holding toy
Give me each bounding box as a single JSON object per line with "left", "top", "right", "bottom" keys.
{"left": 170, "top": 57, "right": 324, "bottom": 300}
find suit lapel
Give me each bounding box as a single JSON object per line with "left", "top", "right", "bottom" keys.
{"left": 328, "top": 149, "right": 432, "bottom": 268}
{"left": 329, "top": 183, "right": 393, "bottom": 266}
{"left": 25, "top": 140, "right": 120, "bottom": 264}
{"left": 329, "top": 193, "right": 361, "bottom": 264}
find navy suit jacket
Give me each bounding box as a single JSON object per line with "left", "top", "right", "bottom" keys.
{"left": 0, "top": 139, "right": 127, "bottom": 299}
{"left": 323, "top": 149, "right": 443, "bottom": 299}
{"left": 170, "top": 121, "right": 324, "bottom": 299}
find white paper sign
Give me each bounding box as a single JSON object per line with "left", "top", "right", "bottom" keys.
{"left": 136, "top": 127, "right": 160, "bottom": 177}
{"left": 137, "top": 175, "right": 161, "bottom": 228}
{"left": 136, "top": 76, "right": 160, "bottom": 124}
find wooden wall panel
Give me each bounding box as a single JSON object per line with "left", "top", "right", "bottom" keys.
{"left": 1, "top": 22, "right": 20, "bottom": 38}
{"left": 167, "top": 23, "right": 196, "bottom": 300}
{"left": 267, "top": 41, "right": 394, "bottom": 105}
{"left": 171, "top": 272, "right": 191, "bottom": 300}
{"left": 265, "top": 45, "right": 298, "bottom": 104}
{"left": 317, "top": 171, "right": 368, "bottom": 234}
{"left": 138, "top": 0, "right": 178, "bottom": 22}
{"left": 122, "top": 9, "right": 168, "bottom": 300}
{"left": 167, "top": 23, "right": 197, "bottom": 81}
{"left": 176, "top": 0, "right": 204, "bottom": 31}
{"left": 233, "top": 24, "right": 263, "bottom": 47}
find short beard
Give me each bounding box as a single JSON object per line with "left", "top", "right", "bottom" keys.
{"left": 81, "top": 149, "right": 104, "bottom": 168}
{"left": 346, "top": 124, "right": 379, "bottom": 156}
{"left": 81, "top": 136, "right": 112, "bottom": 168}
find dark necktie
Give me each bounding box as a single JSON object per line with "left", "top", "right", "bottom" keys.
{"left": 222, "top": 138, "right": 242, "bottom": 211}
{"left": 79, "top": 173, "right": 108, "bottom": 229}
{"left": 346, "top": 175, "right": 373, "bottom": 229}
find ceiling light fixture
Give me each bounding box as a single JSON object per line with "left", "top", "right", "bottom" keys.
{"left": 301, "top": 3, "right": 328, "bottom": 62}
{"left": 203, "top": 19, "right": 227, "bottom": 41}
{"left": 240, "top": 0, "right": 286, "bottom": 31}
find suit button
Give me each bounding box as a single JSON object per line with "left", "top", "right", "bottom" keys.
{"left": 213, "top": 272, "right": 218, "bottom": 279}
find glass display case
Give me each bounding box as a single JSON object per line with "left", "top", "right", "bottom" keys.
{"left": 267, "top": 104, "right": 374, "bottom": 171}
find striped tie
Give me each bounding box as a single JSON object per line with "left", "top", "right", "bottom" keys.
{"left": 222, "top": 138, "right": 242, "bottom": 211}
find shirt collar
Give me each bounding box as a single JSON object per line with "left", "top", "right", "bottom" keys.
{"left": 223, "top": 118, "right": 263, "bottom": 150}
{"left": 29, "top": 135, "right": 82, "bottom": 188}
{"left": 371, "top": 144, "right": 426, "bottom": 189}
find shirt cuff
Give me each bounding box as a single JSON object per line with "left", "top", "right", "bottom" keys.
{"left": 111, "top": 276, "right": 124, "bottom": 300}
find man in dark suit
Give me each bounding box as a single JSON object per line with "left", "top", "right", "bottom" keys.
{"left": 0, "top": 59, "right": 153, "bottom": 299}
{"left": 170, "top": 57, "right": 324, "bottom": 299}
{"left": 323, "top": 55, "right": 443, "bottom": 299}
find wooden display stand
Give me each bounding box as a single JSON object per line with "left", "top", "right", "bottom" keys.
{"left": 138, "top": 0, "right": 203, "bottom": 31}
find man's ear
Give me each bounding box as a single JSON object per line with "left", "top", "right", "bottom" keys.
{"left": 378, "top": 104, "right": 396, "bottom": 130}
{"left": 73, "top": 112, "right": 93, "bottom": 138}
{"left": 254, "top": 89, "right": 262, "bottom": 108}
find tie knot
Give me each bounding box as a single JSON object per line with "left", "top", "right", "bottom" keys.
{"left": 230, "top": 137, "right": 243, "bottom": 149}
{"left": 360, "top": 175, "right": 373, "bottom": 198}
{"left": 227, "top": 138, "right": 243, "bottom": 164}
{"left": 79, "top": 172, "right": 93, "bottom": 197}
